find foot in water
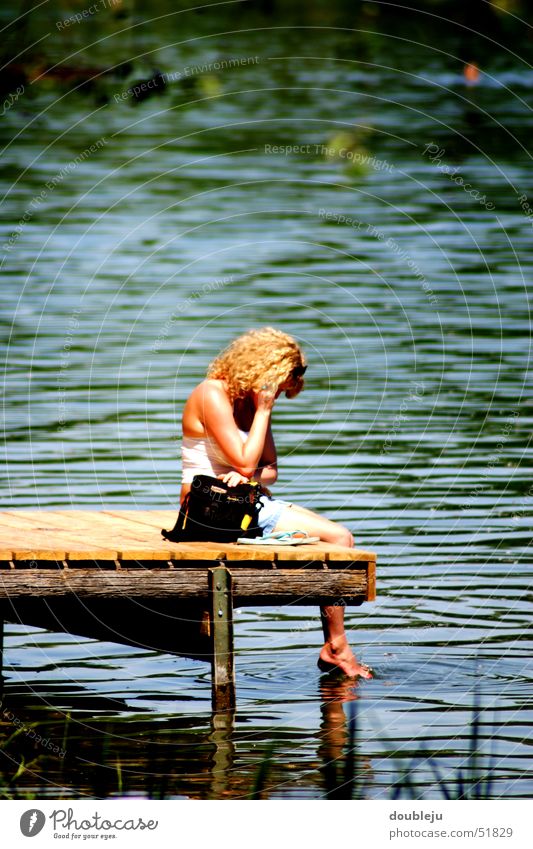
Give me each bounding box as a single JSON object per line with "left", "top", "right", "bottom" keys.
{"left": 318, "top": 637, "right": 373, "bottom": 679}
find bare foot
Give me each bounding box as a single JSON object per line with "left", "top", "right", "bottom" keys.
{"left": 318, "top": 636, "right": 373, "bottom": 679}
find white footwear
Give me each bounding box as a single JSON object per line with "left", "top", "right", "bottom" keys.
{"left": 237, "top": 530, "right": 320, "bottom": 545}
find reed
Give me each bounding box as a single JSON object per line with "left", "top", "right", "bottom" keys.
{"left": 340, "top": 690, "right": 498, "bottom": 800}
{"left": 247, "top": 689, "right": 500, "bottom": 800}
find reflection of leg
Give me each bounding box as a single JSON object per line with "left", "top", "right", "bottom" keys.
{"left": 318, "top": 693, "right": 348, "bottom": 785}
{"left": 318, "top": 679, "right": 359, "bottom": 791}
{"left": 272, "top": 504, "right": 372, "bottom": 679}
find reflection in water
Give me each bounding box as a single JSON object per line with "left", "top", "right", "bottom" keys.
{"left": 0, "top": 683, "right": 368, "bottom": 800}
{"left": 318, "top": 677, "right": 370, "bottom": 800}
{"left": 207, "top": 711, "right": 235, "bottom": 800}
{"left": 2, "top": 655, "right": 508, "bottom": 800}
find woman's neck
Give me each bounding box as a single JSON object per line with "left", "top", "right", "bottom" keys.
{"left": 233, "top": 394, "right": 255, "bottom": 430}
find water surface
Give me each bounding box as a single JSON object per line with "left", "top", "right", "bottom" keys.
{"left": 1, "top": 1, "right": 532, "bottom": 799}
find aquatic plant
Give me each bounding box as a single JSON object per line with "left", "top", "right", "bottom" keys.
{"left": 244, "top": 687, "right": 501, "bottom": 801}
{"left": 368, "top": 690, "right": 497, "bottom": 800}
{"left": 409, "top": 691, "right": 497, "bottom": 801}
{"left": 249, "top": 742, "right": 276, "bottom": 800}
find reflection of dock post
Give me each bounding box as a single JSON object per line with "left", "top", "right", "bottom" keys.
{"left": 208, "top": 709, "right": 235, "bottom": 798}
{"left": 209, "top": 565, "right": 236, "bottom": 711}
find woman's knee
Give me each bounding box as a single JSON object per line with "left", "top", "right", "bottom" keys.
{"left": 272, "top": 504, "right": 354, "bottom": 546}
{"left": 330, "top": 524, "right": 354, "bottom": 547}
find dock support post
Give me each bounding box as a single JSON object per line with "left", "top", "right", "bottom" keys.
{"left": 0, "top": 605, "right": 4, "bottom": 703}
{"left": 209, "top": 566, "right": 235, "bottom": 712}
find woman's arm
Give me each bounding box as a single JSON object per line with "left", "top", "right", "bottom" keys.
{"left": 200, "top": 381, "right": 275, "bottom": 478}
{"left": 253, "top": 421, "right": 278, "bottom": 486}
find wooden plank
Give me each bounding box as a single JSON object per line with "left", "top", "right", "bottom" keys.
{"left": 3, "top": 511, "right": 78, "bottom": 529}
{"left": 116, "top": 511, "right": 376, "bottom": 560}
{"left": 0, "top": 513, "right": 121, "bottom": 559}
{"left": 11, "top": 560, "right": 65, "bottom": 570}
{"left": 166, "top": 540, "right": 373, "bottom": 562}
{"left": 7, "top": 556, "right": 364, "bottom": 571}
{"left": 10, "top": 511, "right": 156, "bottom": 552}
{"left": 13, "top": 510, "right": 129, "bottom": 535}
{"left": 0, "top": 570, "right": 202, "bottom": 598}
{"left": 50, "top": 510, "right": 161, "bottom": 541}
{"left": 323, "top": 544, "right": 376, "bottom": 562}
{"left": 0, "top": 510, "right": 376, "bottom": 561}
{"left": 0, "top": 525, "right": 156, "bottom": 561}
{"left": 103, "top": 510, "right": 176, "bottom": 528}
{"left": 166, "top": 543, "right": 233, "bottom": 561}
{"left": 366, "top": 560, "right": 376, "bottom": 601}
{"left": 158, "top": 529, "right": 375, "bottom": 562}
{"left": 231, "top": 571, "right": 368, "bottom": 602}
{"left": 209, "top": 567, "right": 235, "bottom": 711}
{"left": 0, "top": 512, "right": 47, "bottom": 528}
{"left": 0, "top": 511, "right": 377, "bottom": 566}
{"left": 1, "top": 511, "right": 158, "bottom": 552}
{"left": 106, "top": 551, "right": 168, "bottom": 562}
{"left": 173, "top": 540, "right": 274, "bottom": 562}
{"left": 5, "top": 532, "right": 115, "bottom": 558}
{"left": 0, "top": 512, "right": 227, "bottom": 561}
{"left": 0, "top": 568, "right": 369, "bottom": 602}
{"left": 13, "top": 549, "right": 69, "bottom": 561}
{"left": 0, "top": 510, "right": 35, "bottom": 537}
{"left": 2, "top": 530, "right": 69, "bottom": 552}
{"left": 0, "top": 518, "right": 100, "bottom": 555}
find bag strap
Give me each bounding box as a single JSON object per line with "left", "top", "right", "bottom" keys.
{"left": 179, "top": 491, "right": 191, "bottom": 529}
{"left": 161, "top": 491, "right": 190, "bottom": 541}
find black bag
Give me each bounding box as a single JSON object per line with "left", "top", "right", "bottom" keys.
{"left": 161, "top": 475, "right": 266, "bottom": 543}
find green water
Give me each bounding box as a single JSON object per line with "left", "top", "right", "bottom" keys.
{"left": 1, "top": 0, "right": 532, "bottom": 799}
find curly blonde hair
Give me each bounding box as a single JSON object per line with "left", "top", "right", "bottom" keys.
{"left": 206, "top": 327, "right": 306, "bottom": 402}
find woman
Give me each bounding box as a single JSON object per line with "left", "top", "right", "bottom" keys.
{"left": 180, "top": 327, "right": 372, "bottom": 679}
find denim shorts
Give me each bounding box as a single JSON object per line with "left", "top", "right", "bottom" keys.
{"left": 256, "top": 495, "right": 293, "bottom": 535}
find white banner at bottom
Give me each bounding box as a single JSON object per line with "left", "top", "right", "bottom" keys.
{"left": 0, "top": 799, "right": 530, "bottom": 849}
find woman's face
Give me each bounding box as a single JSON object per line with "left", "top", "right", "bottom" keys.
{"left": 248, "top": 359, "right": 306, "bottom": 403}
{"left": 280, "top": 373, "right": 305, "bottom": 399}
{"left": 283, "top": 361, "right": 306, "bottom": 398}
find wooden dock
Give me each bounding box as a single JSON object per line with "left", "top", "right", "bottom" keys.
{"left": 0, "top": 510, "right": 376, "bottom": 710}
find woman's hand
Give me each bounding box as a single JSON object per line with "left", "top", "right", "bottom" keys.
{"left": 217, "top": 471, "right": 250, "bottom": 487}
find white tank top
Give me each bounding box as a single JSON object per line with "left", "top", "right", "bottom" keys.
{"left": 181, "top": 428, "right": 249, "bottom": 484}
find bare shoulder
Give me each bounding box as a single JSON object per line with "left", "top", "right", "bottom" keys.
{"left": 187, "top": 379, "right": 231, "bottom": 416}
{"left": 200, "top": 377, "right": 227, "bottom": 392}
{"left": 183, "top": 379, "right": 230, "bottom": 438}
{"left": 195, "top": 378, "right": 229, "bottom": 403}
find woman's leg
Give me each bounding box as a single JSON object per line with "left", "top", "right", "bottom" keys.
{"left": 271, "top": 503, "right": 372, "bottom": 679}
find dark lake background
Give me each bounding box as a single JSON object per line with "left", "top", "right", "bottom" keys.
{"left": 1, "top": 0, "right": 532, "bottom": 799}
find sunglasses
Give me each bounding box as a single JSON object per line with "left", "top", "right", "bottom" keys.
{"left": 291, "top": 364, "right": 307, "bottom": 379}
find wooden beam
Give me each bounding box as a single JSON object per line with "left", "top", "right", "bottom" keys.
{"left": 4, "top": 598, "right": 212, "bottom": 661}
{"left": 0, "top": 568, "right": 369, "bottom": 604}
{"left": 209, "top": 566, "right": 235, "bottom": 711}
{"left": 367, "top": 560, "right": 376, "bottom": 602}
